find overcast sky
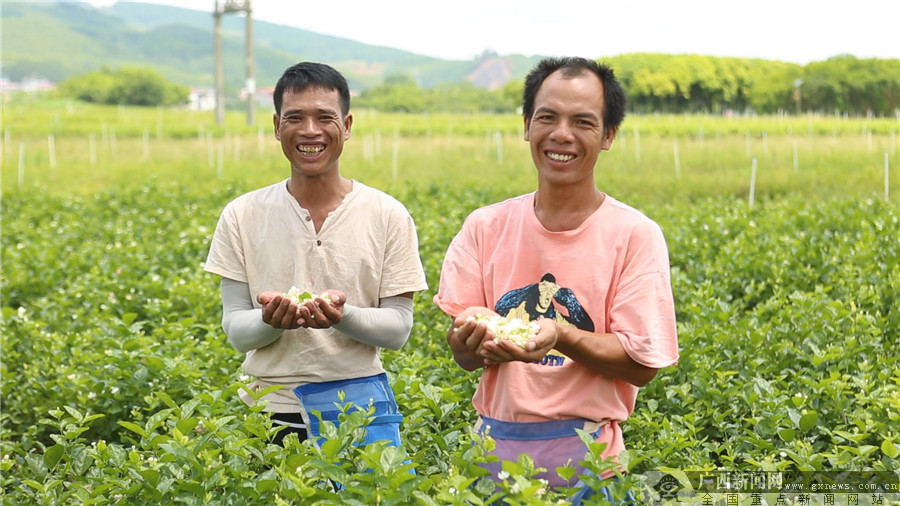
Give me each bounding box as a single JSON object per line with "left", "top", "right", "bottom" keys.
{"left": 82, "top": 0, "right": 899, "bottom": 64}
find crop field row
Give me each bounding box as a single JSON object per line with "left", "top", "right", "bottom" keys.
{"left": 1, "top": 103, "right": 898, "bottom": 504}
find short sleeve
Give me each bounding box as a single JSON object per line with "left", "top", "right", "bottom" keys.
{"left": 433, "top": 215, "right": 488, "bottom": 318}
{"left": 379, "top": 204, "right": 428, "bottom": 298}
{"left": 204, "top": 203, "right": 249, "bottom": 283}
{"left": 609, "top": 222, "right": 678, "bottom": 368}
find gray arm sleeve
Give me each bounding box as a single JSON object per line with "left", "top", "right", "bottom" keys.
{"left": 332, "top": 296, "right": 414, "bottom": 351}
{"left": 220, "top": 277, "right": 283, "bottom": 353}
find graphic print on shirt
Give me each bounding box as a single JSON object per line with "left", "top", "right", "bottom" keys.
{"left": 494, "top": 273, "right": 594, "bottom": 367}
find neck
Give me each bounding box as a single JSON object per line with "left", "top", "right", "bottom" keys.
{"left": 287, "top": 175, "right": 352, "bottom": 211}
{"left": 533, "top": 183, "right": 605, "bottom": 232}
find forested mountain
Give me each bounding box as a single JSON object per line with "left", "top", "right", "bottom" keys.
{"left": 0, "top": 1, "right": 540, "bottom": 91}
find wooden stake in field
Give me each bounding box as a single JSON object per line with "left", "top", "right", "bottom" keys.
{"left": 206, "top": 133, "right": 213, "bottom": 168}
{"left": 392, "top": 128, "right": 399, "bottom": 182}
{"left": 217, "top": 141, "right": 224, "bottom": 178}
{"left": 673, "top": 139, "right": 681, "bottom": 179}
{"left": 793, "top": 139, "right": 799, "bottom": 174}
{"left": 634, "top": 127, "right": 641, "bottom": 163}
{"left": 749, "top": 157, "right": 757, "bottom": 209}
{"left": 157, "top": 106, "right": 164, "bottom": 139}
{"left": 89, "top": 134, "right": 97, "bottom": 167}
{"left": 18, "top": 142, "right": 25, "bottom": 186}
{"left": 48, "top": 134, "right": 56, "bottom": 169}
{"left": 886, "top": 151, "right": 891, "bottom": 202}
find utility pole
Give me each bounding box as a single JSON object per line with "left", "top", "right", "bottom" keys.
{"left": 213, "top": 0, "right": 254, "bottom": 126}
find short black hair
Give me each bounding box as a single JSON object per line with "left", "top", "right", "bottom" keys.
{"left": 273, "top": 62, "right": 350, "bottom": 116}
{"left": 522, "top": 57, "right": 626, "bottom": 131}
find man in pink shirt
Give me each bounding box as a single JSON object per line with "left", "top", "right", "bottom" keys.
{"left": 434, "top": 56, "right": 678, "bottom": 502}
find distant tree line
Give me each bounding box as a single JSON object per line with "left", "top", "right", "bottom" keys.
{"left": 52, "top": 54, "right": 898, "bottom": 116}
{"left": 57, "top": 67, "right": 190, "bottom": 107}
{"left": 355, "top": 54, "right": 900, "bottom": 116}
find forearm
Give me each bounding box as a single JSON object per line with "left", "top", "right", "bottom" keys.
{"left": 333, "top": 296, "right": 413, "bottom": 350}
{"left": 554, "top": 325, "right": 658, "bottom": 386}
{"left": 220, "top": 278, "right": 283, "bottom": 352}
{"left": 223, "top": 308, "right": 284, "bottom": 352}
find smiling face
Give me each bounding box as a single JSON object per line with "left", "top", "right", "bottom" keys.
{"left": 524, "top": 70, "right": 616, "bottom": 187}
{"left": 273, "top": 85, "right": 352, "bottom": 178}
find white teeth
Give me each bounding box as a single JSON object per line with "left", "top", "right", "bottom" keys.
{"left": 547, "top": 152, "right": 574, "bottom": 162}
{"left": 298, "top": 145, "right": 324, "bottom": 154}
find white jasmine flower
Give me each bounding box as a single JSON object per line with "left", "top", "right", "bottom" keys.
{"left": 469, "top": 313, "right": 538, "bottom": 348}
{"left": 283, "top": 286, "right": 332, "bottom": 305}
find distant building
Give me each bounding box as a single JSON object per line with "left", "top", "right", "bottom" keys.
{"left": 0, "top": 77, "right": 57, "bottom": 94}
{"left": 242, "top": 85, "right": 275, "bottom": 108}
{"left": 188, "top": 87, "right": 216, "bottom": 111}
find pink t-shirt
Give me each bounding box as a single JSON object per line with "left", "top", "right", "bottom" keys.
{"left": 434, "top": 192, "right": 678, "bottom": 459}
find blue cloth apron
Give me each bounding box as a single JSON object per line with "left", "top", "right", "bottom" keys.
{"left": 293, "top": 372, "right": 403, "bottom": 448}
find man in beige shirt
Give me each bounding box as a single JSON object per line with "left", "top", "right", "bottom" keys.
{"left": 205, "top": 62, "right": 427, "bottom": 445}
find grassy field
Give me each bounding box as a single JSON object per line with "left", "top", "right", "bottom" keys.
{"left": 2, "top": 100, "right": 898, "bottom": 504}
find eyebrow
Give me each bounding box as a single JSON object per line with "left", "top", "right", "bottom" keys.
{"left": 534, "top": 107, "right": 600, "bottom": 122}
{"left": 280, "top": 107, "right": 340, "bottom": 117}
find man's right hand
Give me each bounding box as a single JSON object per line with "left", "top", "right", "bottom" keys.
{"left": 257, "top": 291, "right": 301, "bottom": 329}
{"left": 447, "top": 306, "right": 498, "bottom": 370}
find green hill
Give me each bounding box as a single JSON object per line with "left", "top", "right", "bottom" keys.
{"left": 0, "top": 1, "right": 540, "bottom": 91}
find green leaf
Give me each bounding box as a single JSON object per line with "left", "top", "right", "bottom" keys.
{"left": 556, "top": 465, "right": 577, "bottom": 482}
{"left": 139, "top": 469, "right": 161, "bottom": 487}
{"left": 122, "top": 313, "right": 138, "bottom": 325}
{"left": 175, "top": 417, "right": 199, "bottom": 435}
{"left": 257, "top": 479, "right": 278, "bottom": 493}
{"left": 882, "top": 440, "right": 899, "bottom": 459}
{"left": 62, "top": 405, "right": 83, "bottom": 421}
{"left": 799, "top": 412, "right": 818, "bottom": 432}
{"left": 778, "top": 428, "right": 796, "bottom": 442}
{"left": 43, "top": 444, "right": 65, "bottom": 468}
{"left": 155, "top": 391, "right": 178, "bottom": 410}
{"left": 22, "top": 480, "right": 46, "bottom": 493}
{"left": 117, "top": 421, "right": 148, "bottom": 438}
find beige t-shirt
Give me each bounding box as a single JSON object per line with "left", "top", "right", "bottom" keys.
{"left": 205, "top": 179, "right": 428, "bottom": 412}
